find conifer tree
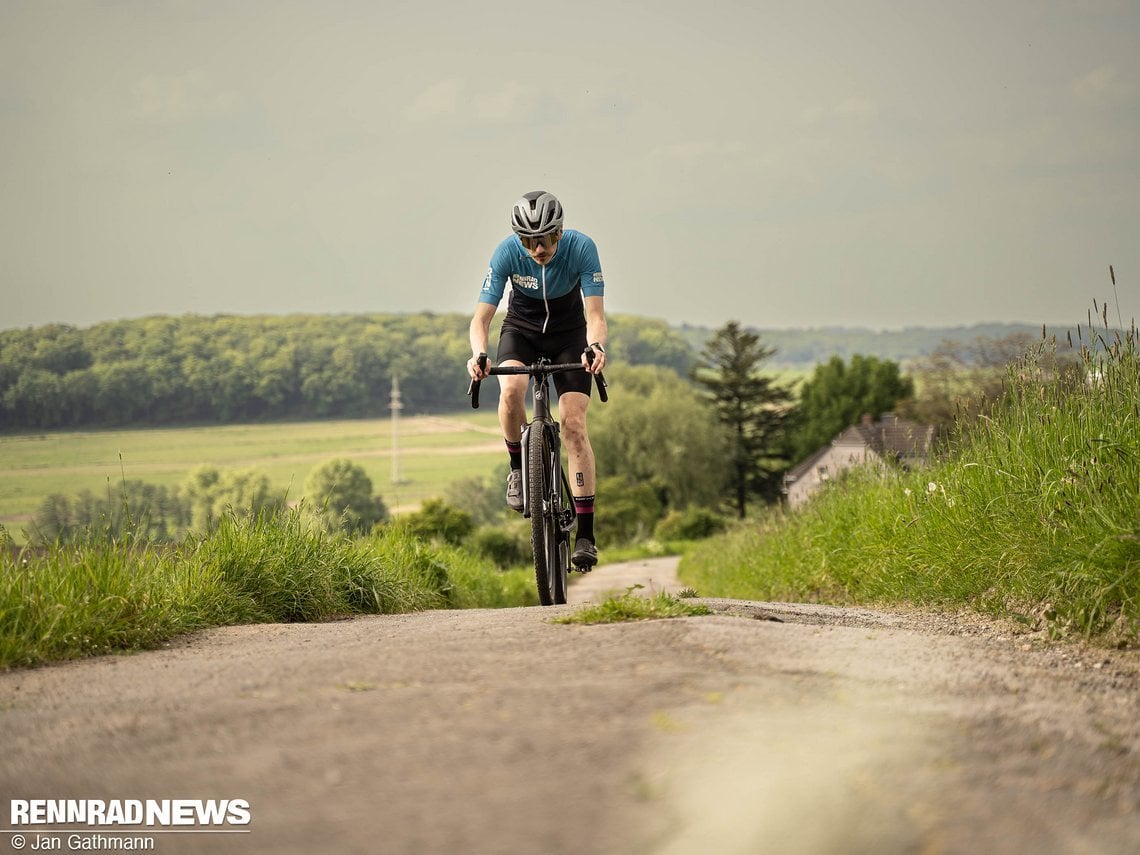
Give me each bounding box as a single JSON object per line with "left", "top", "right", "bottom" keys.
{"left": 693, "top": 321, "right": 794, "bottom": 517}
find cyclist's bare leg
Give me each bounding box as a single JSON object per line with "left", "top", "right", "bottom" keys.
{"left": 557, "top": 391, "right": 595, "bottom": 496}
{"left": 497, "top": 362, "right": 528, "bottom": 443}
{"left": 560, "top": 390, "right": 599, "bottom": 566}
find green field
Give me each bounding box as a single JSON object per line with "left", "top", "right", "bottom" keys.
{"left": 0, "top": 413, "right": 506, "bottom": 534}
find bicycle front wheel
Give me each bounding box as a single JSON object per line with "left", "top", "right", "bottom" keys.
{"left": 527, "top": 423, "right": 567, "bottom": 605}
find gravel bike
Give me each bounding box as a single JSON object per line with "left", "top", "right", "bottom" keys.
{"left": 467, "top": 350, "right": 608, "bottom": 605}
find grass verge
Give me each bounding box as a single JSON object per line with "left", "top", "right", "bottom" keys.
{"left": 0, "top": 509, "right": 536, "bottom": 670}
{"left": 681, "top": 318, "right": 1139, "bottom": 646}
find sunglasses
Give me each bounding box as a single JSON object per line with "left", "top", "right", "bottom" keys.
{"left": 520, "top": 231, "right": 561, "bottom": 250}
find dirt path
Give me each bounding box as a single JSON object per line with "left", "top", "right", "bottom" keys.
{"left": 567, "top": 555, "right": 688, "bottom": 604}
{"left": 1, "top": 558, "right": 1138, "bottom": 854}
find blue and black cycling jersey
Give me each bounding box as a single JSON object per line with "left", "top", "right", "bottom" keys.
{"left": 478, "top": 229, "right": 605, "bottom": 334}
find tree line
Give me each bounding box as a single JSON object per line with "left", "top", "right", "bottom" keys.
{"left": 0, "top": 313, "right": 694, "bottom": 430}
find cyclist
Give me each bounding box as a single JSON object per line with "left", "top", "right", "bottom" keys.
{"left": 466, "top": 190, "right": 608, "bottom": 568}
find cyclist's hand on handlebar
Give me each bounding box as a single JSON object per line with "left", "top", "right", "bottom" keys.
{"left": 583, "top": 344, "right": 607, "bottom": 375}
{"left": 467, "top": 352, "right": 491, "bottom": 381}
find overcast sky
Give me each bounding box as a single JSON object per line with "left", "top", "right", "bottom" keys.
{"left": 2, "top": 0, "right": 1137, "bottom": 333}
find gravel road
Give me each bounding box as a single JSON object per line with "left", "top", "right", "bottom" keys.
{"left": 1, "top": 557, "right": 1137, "bottom": 854}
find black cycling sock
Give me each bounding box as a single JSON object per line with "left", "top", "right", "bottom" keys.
{"left": 574, "top": 495, "right": 595, "bottom": 542}
{"left": 505, "top": 440, "right": 522, "bottom": 470}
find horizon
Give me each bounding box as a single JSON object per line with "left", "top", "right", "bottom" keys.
{"left": 0, "top": 305, "right": 1098, "bottom": 337}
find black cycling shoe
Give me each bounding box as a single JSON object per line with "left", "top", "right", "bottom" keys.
{"left": 571, "top": 537, "right": 598, "bottom": 569}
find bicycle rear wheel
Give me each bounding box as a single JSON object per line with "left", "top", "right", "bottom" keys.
{"left": 527, "top": 423, "right": 567, "bottom": 605}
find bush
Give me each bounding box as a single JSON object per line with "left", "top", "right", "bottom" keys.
{"left": 304, "top": 459, "right": 388, "bottom": 534}
{"left": 444, "top": 474, "right": 512, "bottom": 527}
{"left": 399, "top": 499, "right": 475, "bottom": 546}
{"left": 597, "top": 476, "right": 666, "bottom": 544}
{"left": 472, "top": 524, "right": 530, "bottom": 569}
{"left": 655, "top": 507, "right": 728, "bottom": 541}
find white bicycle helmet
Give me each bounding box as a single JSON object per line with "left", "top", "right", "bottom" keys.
{"left": 510, "top": 191, "right": 564, "bottom": 237}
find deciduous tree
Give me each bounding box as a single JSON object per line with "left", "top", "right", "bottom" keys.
{"left": 183, "top": 466, "right": 279, "bottom": 533}
{"left": 791, "top": 355, "right": 914, "bottom": 461}
{"left": 900, "top": 332, "right": 1038, "bottom": 430}
{"left": 304, "top": 459, "right": 388, "bottom": 534}
{"left": 590, "top": 365, "right": 731, "bottom": 511}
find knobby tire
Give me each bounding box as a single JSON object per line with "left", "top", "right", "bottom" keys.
{"left": 527, "top": 423, "right": 567, "bottom": 605}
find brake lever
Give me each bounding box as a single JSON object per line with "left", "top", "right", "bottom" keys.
{"left": 467, "top": 352, "right": 488, "bottom": 409}
{"left": 584, "top": 348, "right": 609, "bottom": 403}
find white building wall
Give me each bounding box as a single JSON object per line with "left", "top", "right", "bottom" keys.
{"left": 786, "top": 442, "right": 883, "bottom": 508}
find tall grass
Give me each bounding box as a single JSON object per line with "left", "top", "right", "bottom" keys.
{"left": 0, "top": 509, "right": 536, "bottom": 669}
{"left": 681, "top": 314, "right": 1139, "bottom": 645}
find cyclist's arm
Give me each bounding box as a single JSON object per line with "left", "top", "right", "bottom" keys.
{"left": 470, "top": 250, "right": 511, "bottom": 380}
{"left": 468, "top": 301, "right": 496, "bottom": 380}
{"left": 583, "top": 295, "right": 607, "bottom": 374}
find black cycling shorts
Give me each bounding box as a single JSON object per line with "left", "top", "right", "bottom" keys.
{"left": 496, "top": 323, "right": 592, "bottom": 397}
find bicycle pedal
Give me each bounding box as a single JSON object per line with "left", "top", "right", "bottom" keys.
{"left": 572, "top": 564, "right": 593, "bottom": 574}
